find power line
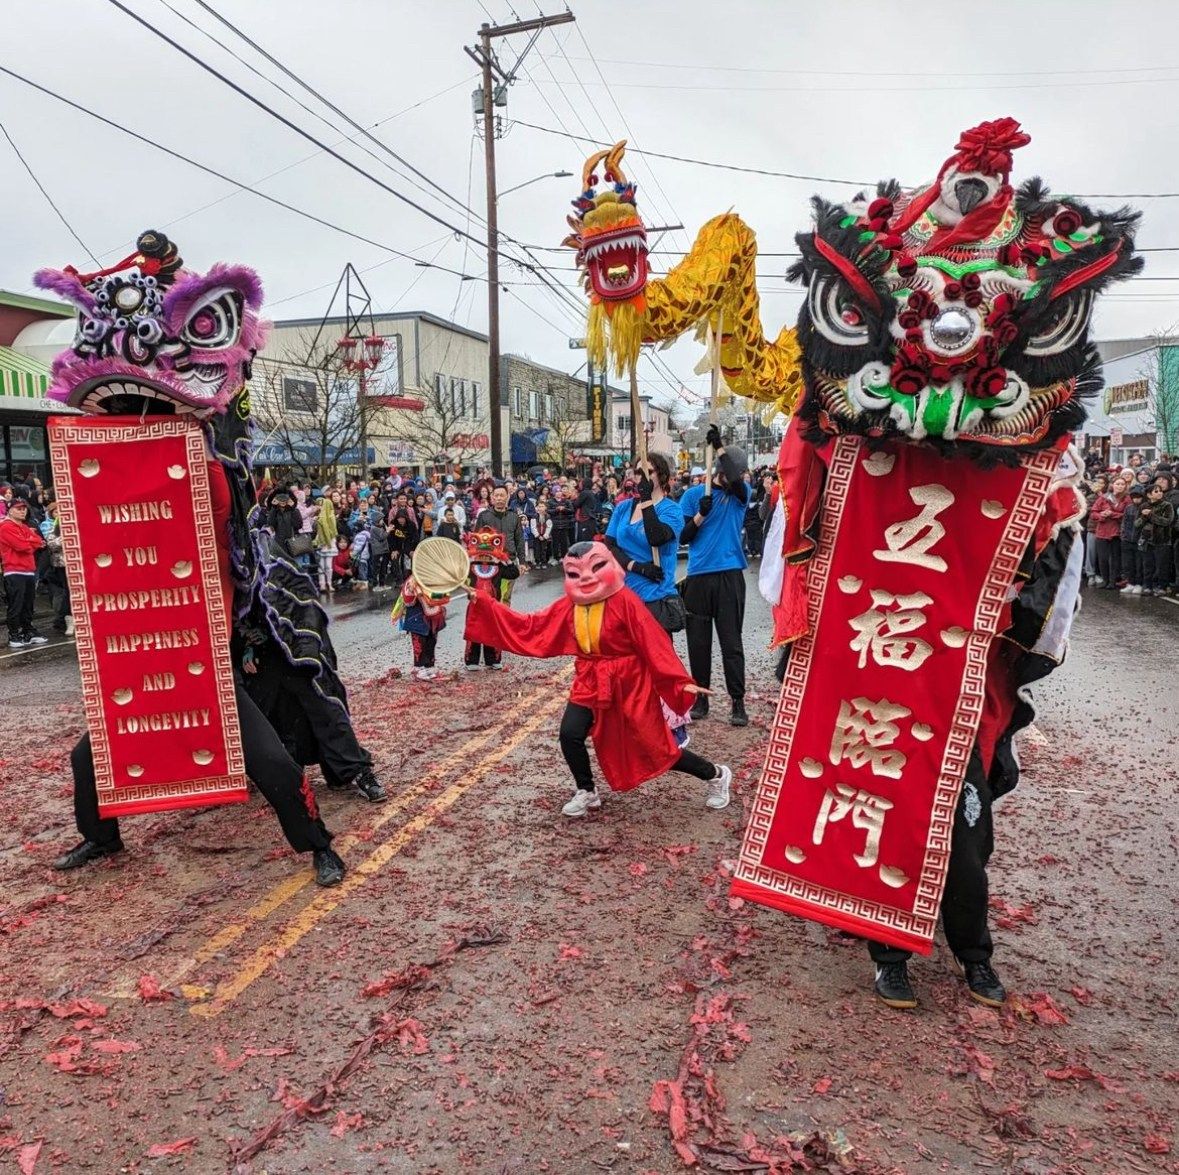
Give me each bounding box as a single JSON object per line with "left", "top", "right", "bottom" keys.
{"left": 511, "top": 118, "right": 1179, "bottom": 199}
{"left": 0, "top": 64, "right": 520, "bottom": 279}
{"left": 132, "top": 0, "right": 590, "bottom": 340}
{"left": 189, "top": 0, "right": 482, "bottom": 226}
{"left": 571, "top": 22, "right": 690, "bottom": 254}
{"left": 550, "top": 53, "right": 1179, "bottom": 81}
{"left": 103, "top": 0, "right": 490, "bottom": 247}
{"left": 0, "top": 119, "right": 99, "bottom": 265}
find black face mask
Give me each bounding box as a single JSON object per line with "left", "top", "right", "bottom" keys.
{"left": 637, "top": 477, "right": 654, "bottom": 499}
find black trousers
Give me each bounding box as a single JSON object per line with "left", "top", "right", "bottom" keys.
{"left": 1142, "top": 543, "right": 1175, "bottom": 591}
{"left": 4, "top": 573, "right": 36, "bottom": 639}
{"left": 465, "top": 641, "right": 501, "bottom": 667}
{"left": 369, "top": 553, "right": 390, "bottom": 588}
{"left": 71, "top": 684, "right": 332, "bottom": 853}
{"left": 1094, "top": 537, "right": 1121, "bottom": 585}
{"left": 559, "top": 702, "right": 716, "bottom": 791}
{"left": 1121, "top": 539, "right": 1141, "bottom": 585}
{"left": 868, "top": 750, "right": 994, "bottom": 965}
{"left": 552, "top": 525, "right": 572, "bottom": 560}
{"left": 682, "top": 569, "right": 746, "bottom": 701}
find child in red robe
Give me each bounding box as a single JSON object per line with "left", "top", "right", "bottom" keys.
{"left": 464, "top": 540, "right": 732, "bottom": 816}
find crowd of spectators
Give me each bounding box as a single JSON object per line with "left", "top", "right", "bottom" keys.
{"left": 259, "top": 458, "right": 782, "bottom": 598}
{"left": 0, "top": 456, "right": 783, "bottom": 648}
{"left": 1081, "top": 450, "right": 1179, "bottom": 597}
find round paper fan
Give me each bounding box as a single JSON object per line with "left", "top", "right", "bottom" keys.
{"left": 411, "top": 537, "right": 470, "bottom": 598}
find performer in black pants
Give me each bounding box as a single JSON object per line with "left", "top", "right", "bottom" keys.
{"left": 240, "top": 632, "right": 386, "bottom": 804}
{"left": 678, "top": 427, "right": 751, "bottom": 727}
{"left": 55, "top": 685, "right": 345, "bottom": 886}
{"left": 559, "top": 702, "right": 726, "bottom": 802}
{"left": 868, "top": 749, "right": 1001, "bottom": 1009}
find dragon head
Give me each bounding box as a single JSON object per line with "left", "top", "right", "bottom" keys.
{"left": 565, "top": 141, "right": 649, "bottom": 307}
{"left": 33, "top": 230, "right": 269, "bottom": 418}
{"left": 464, "top": 526, "right": 511, "bottom": 580}
{"left": 788, "top": 118, "right": 1142, "bottom": 453}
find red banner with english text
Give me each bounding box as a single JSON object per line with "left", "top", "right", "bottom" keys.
{"left": 49, "top": 416, "right": 247, "bottom": 819}
{"left": 732, "top": 436, "right": 1059, "bottom": 954}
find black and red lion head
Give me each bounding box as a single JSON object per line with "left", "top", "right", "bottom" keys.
{"left": 788, "top": 118, "right": 1142, "bottom": 457}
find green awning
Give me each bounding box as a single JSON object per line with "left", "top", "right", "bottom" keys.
{"left": 0, "top": 346, "right": 51, "bottom": 399}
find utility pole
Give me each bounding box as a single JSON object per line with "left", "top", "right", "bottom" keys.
{"left": 467, "top": 10, "right": 575, "bottom": 478}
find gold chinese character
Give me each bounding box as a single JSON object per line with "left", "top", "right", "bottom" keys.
{"left": 829, "top": 696, "right": 912, "bottom": 779}
{"left": 848, "top": 589, "right": 934, "bottom": 671}
{"left": 873, "top": 483, "right": 955, "bottom": 572}
{"left": 812, "top": 784, "right": 894, "bottom": 868}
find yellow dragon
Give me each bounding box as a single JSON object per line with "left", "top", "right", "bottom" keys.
{"left": 564, "top": 141, "right": 803, "bottom": 419}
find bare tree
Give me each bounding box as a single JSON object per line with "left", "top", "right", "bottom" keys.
{"left": 253, "top": 328, "right": 364, "bottom": 484}
{"left": 538, "top": 397, "right": 590, "bottom": 467}
{"left": 381, "top": 377, "right": 491, "bottom": 475}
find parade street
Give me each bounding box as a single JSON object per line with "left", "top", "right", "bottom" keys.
{"left": 1, "top": 574, "right": 1175, "bottom": 1173}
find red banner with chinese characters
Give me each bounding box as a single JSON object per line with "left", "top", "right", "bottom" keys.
{"left": 733, "top": 436, "right": 1059, "bottom": 954}
{"left": 48, "top": 417, "right": 247, "bottom": 819}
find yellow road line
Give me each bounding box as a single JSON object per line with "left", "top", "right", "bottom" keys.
{"left": 105, "top": 667, "right": 571, "bottom": 999}
{"left": 190, "top": 692, "right": 565, "bottom": 1017}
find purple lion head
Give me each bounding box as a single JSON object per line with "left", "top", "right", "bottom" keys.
{"left": 33, "top": 229, "right": 269, "bottom": 418}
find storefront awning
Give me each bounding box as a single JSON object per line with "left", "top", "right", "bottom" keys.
{"left": 0, "top": 346, "right": 50, "bottom": 400}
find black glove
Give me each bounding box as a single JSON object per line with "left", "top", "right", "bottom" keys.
{"left": 629, "top": 560, "right": 663, "bottom": 582}
{"left": 705, "top": 424, "right": 723, "bottom": 451}
{"left": 697, "top": 494, "right": 713, "bottom": 517}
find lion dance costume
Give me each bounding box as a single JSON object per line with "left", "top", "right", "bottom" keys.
{"left": 463, "top": 525, "right": 518, "bottom": 670}
{"left": 37, "top": 231, "right": 348, "bottom": 887}
{"left": 566, "top": 122, "right": 1140, "bottom": 1005}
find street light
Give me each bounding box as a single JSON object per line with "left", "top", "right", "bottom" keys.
{"left": 497, "top": 170, "right": 572, "bottom": 199}
{"left": 337, "top": 334, "right": 386, "bottom": 478}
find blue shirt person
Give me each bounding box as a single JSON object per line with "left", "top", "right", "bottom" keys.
{"left": 605, "top": 495, "right": 683, "bottom": 602}
{"left": 679, "top": 428, "right": 751, "bottom": 726}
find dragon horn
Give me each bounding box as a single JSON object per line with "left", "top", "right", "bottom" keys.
{"left": 605, "top": 140, "right": 628, "bottom": 184}
{"left": 582, "top": 149, "right": 610, "bottom": 191}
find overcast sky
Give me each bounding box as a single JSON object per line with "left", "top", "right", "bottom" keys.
{"left": 4, "top": 0, "right": 1178, "bottom": 415}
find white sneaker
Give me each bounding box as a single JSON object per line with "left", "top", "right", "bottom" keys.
{"left": 489, "top": 662, "right": 505, "bottom": 671}
{"left": 1133, "top": 585, "right": 1145, "bottom": 595}
{"left": 464, "top": 663, "right": 481, "bottom": 672}
{"left": 1120, "top": 584, "right": 1135, "bottom": 593}
{"left": 561, "top": 789, "right": 602, "bottom": 817}
{"left": 8, "top": 638, "right": 29, "bottom": 649}
{"left": 1093, "top": 577, "right": 1105, "bottom": 586}
{"left": 26, "top": 634, "right": 49, "bottom": 645}
{"left": 705, "top": 765, "right": 732, "bottom": 810}
{"left": 64, "top": 616, "right": 75, "bottom": 636}
{"left": 411, "top": 667, "right": 430, "bottom": 681}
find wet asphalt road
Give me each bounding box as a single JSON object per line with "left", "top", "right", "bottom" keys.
{"left": 0, "top": 565, "right": 1176, "bottom": 1172}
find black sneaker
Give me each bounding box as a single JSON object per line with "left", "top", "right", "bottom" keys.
{"left": 874, "top": 961, "right": 917, "bottom": 1009}
{"left": 690, "top": 696, "right": 710, "bottom": 721}
{"left": 53, "top": 839, "right": 125, "bottom": 871}
{"left": 313, "top": 847, "right": 346, "bottom": 887}
{"left": 353, "top": 767, "right": 387, "bottom": 804}
{"left": 958, "top": 958, "right": 1006, "bottom": 1007}
{"left": 730, "top": 699, "right": 749, "bottom": 727}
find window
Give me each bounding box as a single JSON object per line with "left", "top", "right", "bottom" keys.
{"left": 514, "top": 387, "right": 523, "bottom": 418}
{"left": 451, "top": 377, "right": 465, "bottom": 417}
{"left": 617, "top": 414, "right": 631, "bottom": 434}
{"left": 544, "top": 391, "right": 554, "bottom": 424}
{"left": 435, "top": 372, "right": 446, "bottom": 408}
{"left": 283, "top": 375, "right": 318, "bottom": 413}
{"left": 471, "top": 381, "right": 482, "bottom": 418}
{"left": 529, "top": 389, "right": 540, "bottom": 420}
